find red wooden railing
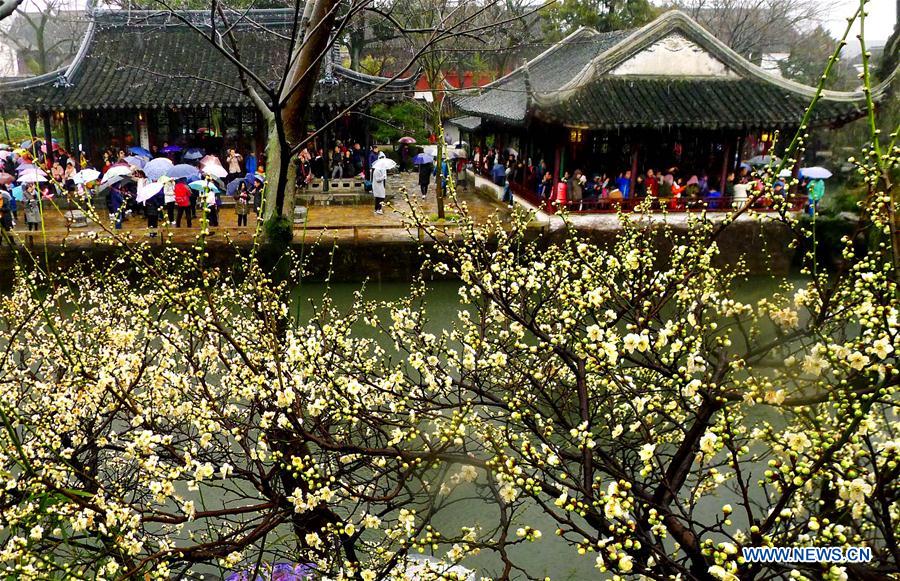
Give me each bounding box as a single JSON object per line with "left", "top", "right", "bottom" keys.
{"left": 507, "top": 181, "right": 807, "bottom": 214}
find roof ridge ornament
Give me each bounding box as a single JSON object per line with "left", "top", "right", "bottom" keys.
{"left": 320, "top": 37, "right": 340, "bottom": 85}
{"left": 522, "top": 61, "right": 533, "bottom": 110}
{"left": 52, "top": 72, "right": 72, "bottom": 88}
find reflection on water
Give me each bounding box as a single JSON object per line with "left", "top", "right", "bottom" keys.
{"left": 288, "top": 276, "right": 802, "bottom": 579}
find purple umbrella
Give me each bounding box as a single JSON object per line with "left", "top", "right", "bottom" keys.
{"left": 244, "top": 172, "right": 264, "bottom": 186}
{"left": 226, "top": 563, "right": 316, "bottom": 581}
{"left": 144, "top": 157, "right": 174, "bottom": 181}
{"left": 124, "top": 155, "right": 146, "bottom": 168}
{"left": 160, "top": 144, "right": 182, "bottom": 154}
{"left": 17, "top": 164, "right": 46, "bottom": 177}
{"left": 166, "top": 163, "right": 201, "bottom": 180}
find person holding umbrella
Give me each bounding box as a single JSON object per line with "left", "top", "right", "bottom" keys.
{"left": 0, "top": 187, "right": 13, "bottom": 244}
{"left": 174, "top": 180, "right": 192, "bottom": 228}
{"left": 142, "top": 183, "right": 164, "bottom": 238}
{"left": 110, "top": 183, "right": 125, "bottom": 230}
{"left": 372, "top": 153, "right": 388, "bottom": 215}
{"left": 807, "top": 178, "right": 825, "bottom": 216}
{"left": 23, "top": 184, "right": 41, "bottom": 232}
{"left": 415, "top": 153, "right": 434, "bottom": 200}
{"left": 235, "top": 181, "right": 250, "bottom": 227}
{"left": 162, "top": 177, "right": 176, "bottom": 225}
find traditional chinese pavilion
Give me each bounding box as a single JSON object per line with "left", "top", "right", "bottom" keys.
{"left": 0, "top": 9, "right": 415, "bottom": 164}
{"left": 449, "top": 10, "right": 892, "bottom": 196}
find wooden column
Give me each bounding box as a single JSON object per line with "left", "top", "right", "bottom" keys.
{"left": 720, "top": 138, "right": 731, "bottom": 194}
{"left": 322, "top": 112, "right": 330, "bottom": 193}
{"left": 552, "top": 142, "right": 562, "bottom": 183}
{"left": 63, "top": 112, "right": 71, "bottom": 151}
{"left": 42, "top": 110, "right": 54, "bottom": 167}
{"left": 734, "top": 134, "right": 745, "bottom": 173}
{"left": 629, "top": 140, "right": 640, "bottom": 197}
{"left": 27, "top": 111, "right": 38, "bottom": 142}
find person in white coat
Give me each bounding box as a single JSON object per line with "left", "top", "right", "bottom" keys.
{"left": 372, "top": 153, "right": 387, "bottom": 215}
{"left": 162, "top": 177, "right": 176, "bottom": 225}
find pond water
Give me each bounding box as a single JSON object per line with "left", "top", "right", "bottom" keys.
{"left": 2, "top": 275, "right": 798, "bottom": 579}
{"left": 290, "top": 276, "right": 796, "bottom": 580}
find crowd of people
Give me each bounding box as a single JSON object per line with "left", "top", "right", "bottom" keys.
{"left": 471, "top": 146, "right": 820, "bottom": 212}
{"left": 0, "top": 141, "right": 268, "bottom": 243}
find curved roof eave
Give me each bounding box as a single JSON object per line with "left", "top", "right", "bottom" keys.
{"left": 545, "top": 10, "right": 895, "bottom": 106}
{"left": 0, "top": 1, "right": 96, "bottom": 93}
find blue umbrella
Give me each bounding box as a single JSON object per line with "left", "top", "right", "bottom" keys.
{"left": 128, "top": 146, "right": 152, "bottom": 158}
{"left": 189, "top": 179, "right": 220, "bottom": 193}
{"left": 226, "top": 179, "right": 243, "bottom": 196}
{"left": 144, "top": 157, "right": 174, "bottom": 181}
{"left": 160, "top": 144, "right": 182, "bottom": 154}
{"left": 244, "top": 172, "right": 264, "bottom": 186}
{"left": 20, "top": 138, "right": 57, "bottom": 150}
{"left": 166, "top": 164, "right": 201, "bottom": 180}
{"left": 183, "top": 148, "right": 204, "bottom": 161}
{"left": 412, "top": 153, "right": 434, "bottom": 165}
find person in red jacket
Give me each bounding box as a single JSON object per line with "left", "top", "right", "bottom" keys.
{"left": 174, "top": 181, "right": 192, "bottom": 227}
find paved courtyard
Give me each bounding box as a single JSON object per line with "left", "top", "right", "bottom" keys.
{"left": 1, "top": 172, "right": 511, "bottom": 247}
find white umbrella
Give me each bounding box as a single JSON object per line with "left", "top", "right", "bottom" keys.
{"left": 402, "top": 556, "right": 475, "bottom": 581}
{"left": 800, "top": 166, "right": 833, "bottom": 179}
{"left": 144, "top": 157, "right": 175, "bottom": 181}
{"left": 777, "top": 168, "right": 793, "bottom": 178}
{"left": 372, "top": 157, "right": 398, "bottom": 171}
{"left": 102, "top": 165, "right": 133, "bottom": 182}
{"left": 74, "top": 169, "right": 101, "bottom": 184}
{"left": 746, "top": 155, "right": 781, "bottom": 166}
{"left": 17, "top": 171, "right": 47, "bottom": 183}
{"left": 201, "top": 162, "right": 228, "bottom": 179}
{"left": 136, "top": 181, "right": 164, "bottom": 203}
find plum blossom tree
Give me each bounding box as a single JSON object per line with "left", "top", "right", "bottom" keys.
{"left": 0, "top": 4, "right": 897, "bottom": 580}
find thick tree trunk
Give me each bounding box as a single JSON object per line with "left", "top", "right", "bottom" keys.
{"left": 263, "top": 118, "right": 298, "bottom": 223}
{"left": 349, "top": 43, "right": 362, "bottom": 72}
{"left": 268, "top": 0, "right": 341, "bottom": 219}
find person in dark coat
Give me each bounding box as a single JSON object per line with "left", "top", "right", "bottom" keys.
{"left": 0, "top": 188, "right": 13, "bottom": 244}
{"left": 235, "top": 182, "right": 250, "bottom": 227}
{"left": 417, "top": 162, "right": 433, "bottom": 199}
{"left": 23, "top": 185, "right": 41, "bottom": 231}
{"left": 110, "top": 186, "right": 125, "bottom": 229}
{"left": 145, "top": 190, "right": 164, "bottom": 237}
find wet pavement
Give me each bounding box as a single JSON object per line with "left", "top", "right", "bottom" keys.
{"left": 1, "top": 172, "right": 512, "bottom": 247}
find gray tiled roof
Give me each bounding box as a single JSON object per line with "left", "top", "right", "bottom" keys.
{"left": 451, "top": 28, "right": 631, "bottom": 125}
{"left": 447, "top": 115, "right": 482, "bottom": 131}
{"left": 0, "top": 9, "right": 415, "bottom": 112}
{"left": 536, "top": 78, "right": 867, "bottom": 130}
{"left": 452, "top": 10, "right": 885, "bottom": 130}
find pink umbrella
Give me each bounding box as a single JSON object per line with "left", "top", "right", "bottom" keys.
{"left": 40, "top": 142, "right": 61, "bottom": 153}
{"left": 200, "top": 154, "right": 221, "bottom": 166}
{"left": 17, "top": 164, "right": 46, "bottom": 176}
{"left": 0, "top": 172, "right": 14, "bottom": 185}
{"left": 398, "top": 137, "right": 416, "bottom": 144}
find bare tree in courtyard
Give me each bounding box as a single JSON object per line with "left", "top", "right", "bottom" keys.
{"left": 0, "top": 0, "right": 87, "bottom": 75}
{"left": 673, "top": 0, "right": 839, "bottom": 63}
